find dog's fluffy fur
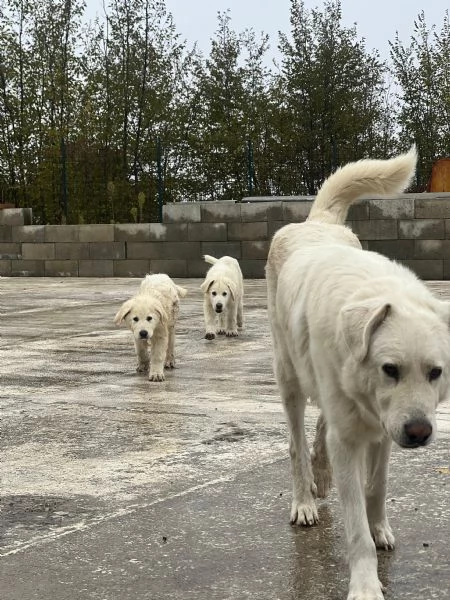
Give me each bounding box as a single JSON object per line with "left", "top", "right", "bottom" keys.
{"left": 114, "top": 274, "right": 187, "bottom": 382}
{"left": 266, "top": 147, "right": 450, "bottom": 600}
{"left": 200, "top": 255, "right": 244, "bottom": 340}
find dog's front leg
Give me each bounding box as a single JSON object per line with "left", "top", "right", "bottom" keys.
{"left": 225, "top": 301, "right": 238, "bottom": 337}
{"left": 327, "top": 430, "right": 383, "bottom": 600}
{"left": 165, "top": 325, "right": 176, "bottom": 368}
{"left": 134, "top": 338, "right": 149, "bottom": 372}
{"left": 203, "top": 298, "right": 217, "bottom": 340}
{"left": 237, "top": 296, "right": 244, "bottom": 329}
{"left": 366, "top": 437, "right": 394, "bottom": 551}
{"left": 149, "top": 333, "right": 168, "bottom": 381}
{"left": 311, "top": 412, "right": 332, "bottom": 498}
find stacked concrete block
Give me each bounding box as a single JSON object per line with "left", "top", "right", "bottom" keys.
{"left": 2, "top": 193, "right": 450, "bottom": 278}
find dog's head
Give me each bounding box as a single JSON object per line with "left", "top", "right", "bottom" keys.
{"left": 340, "top": 297, "right": 450, "bottom": 449}
{"left": 200, "top": 276, "right": 236, "bottom": 314}
{"left": 113, "top": 296, "right": 168, "bottom": 341}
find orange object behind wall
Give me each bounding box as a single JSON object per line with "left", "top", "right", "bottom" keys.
{"left": 428, "top": 158, "right": 450, "bottom": 192}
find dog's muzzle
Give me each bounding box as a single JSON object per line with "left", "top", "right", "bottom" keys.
{"left": 215, "top": 303, "right": 223, "bottom": 313}
{"left": 139, "top": 330, "right": 149, "bottom": 339}
{"left": 399, "top": 418, "right": 433, "bottom": 448}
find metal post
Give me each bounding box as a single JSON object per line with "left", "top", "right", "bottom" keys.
{"left": 61, "top": 136, "right": 68, "bottom": 223}
{"left": 156, "top": 137, "right": 163, "bottom": 223}
{"left": 247, "top": 139, "right": 254, "bottom": 197}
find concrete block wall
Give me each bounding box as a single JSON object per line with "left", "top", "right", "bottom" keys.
{"left": 1, "top": 194, "right": 450, "bottom": 278}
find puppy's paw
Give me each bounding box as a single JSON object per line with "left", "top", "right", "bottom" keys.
{"left": 370, "top": 521, "right": 395, "bottom": 551}
{"left": 217, "top": 329, "right": 226, "bottom": 335}
{"left": 164, "top": 359, "right": 175, "bottom": 369}
{"left": 226, "top": 330, "right": 238, "bottom": 337}
{"left": 136, "top": 363, "right": 149, "bottom": 373}
{"left": 290, "top": 499, "right": 319, "bottom": 526}
{"left": 205, "top": 332, "right": 215, "bottom": 340}
{"left": 149, "top": 372, "right": 165, "bottom": 382}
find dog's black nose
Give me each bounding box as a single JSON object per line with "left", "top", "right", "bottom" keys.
{"left": 139, "top": 330, "right": 148, "bottom": 339}
{"left": 403, "top": 418, "right": 432, "bottom": 446}
{"left": 216, "top": 303, "right": 223, "bottom": 311}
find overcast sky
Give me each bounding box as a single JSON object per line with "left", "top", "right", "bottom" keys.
{"left": 85, "top": 0, "right": 449, "bottom": 61}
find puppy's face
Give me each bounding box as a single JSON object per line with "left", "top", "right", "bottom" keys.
{"left": 114, "top": 297, "right": 165, "bottom": 341}
{"left": 206, "top": 280, "right": 232, "bottom": 314}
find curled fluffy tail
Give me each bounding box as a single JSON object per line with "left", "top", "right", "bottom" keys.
{"left": 176, "top": 285, "right": 188, "bottom": 298}
{"left": 308, "top": 146, "right": 417, "bottom": 225}
{"left": 204, "top": 254, "right": 218, "bottom": 265}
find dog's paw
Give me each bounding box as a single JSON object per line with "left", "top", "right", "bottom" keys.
{"left": 205, "top": 332, "right": 215, "bottom": 340}
{"left": 165, "top": 358, "right": 175, "bottom": 369}
{"left": 312, "top": 466, "right": 332, "bottom": 498}
{"left": 136, "top": 363, "right": 149, "bottom": 373}
{"left": 217, "top": 329, "right": 226, "bottom": 335}
{"left": 149, "top": 372, "right": 165, "bottom": 382}
{"left": 226, "top": 330, "right": 238, "bottom": 337}
{"left": 347, "top": 580, "right": 384, "bottom": 600}
{"left": 370, "top": 521, "right": 395, "bottom": 551}
{"left": 290, "top": 499, "right": 319, "bottom": 526}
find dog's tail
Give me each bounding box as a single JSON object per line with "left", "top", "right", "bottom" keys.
{"left": 204, "top": 254, "right": 218, "bottom": 265}
{"left": 307, "top": 146, "right": 417, "bottom": 225}
{"left": 175, "top": 285, "right": 188, "bottom": 298}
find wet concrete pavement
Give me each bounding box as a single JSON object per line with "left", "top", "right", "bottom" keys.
{"left": 0, "top": 277, "right": 449, "bottom": 600}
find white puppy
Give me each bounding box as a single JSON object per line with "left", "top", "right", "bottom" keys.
{"left": 114, "top": 274, "right": 187, "bottom": 382}
{"left": 266, "top": 147, "right": 450, "bottom": 600}
{"left": 200, "top": 255, "right": 244, "bottom": 340}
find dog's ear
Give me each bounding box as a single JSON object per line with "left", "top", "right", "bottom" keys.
{"left": 200, "top": 278, "right": 214, "bottom": 294}
{"left": 340, "top": 300, "right": 391, "bottom": 361}
{"left": 114, "top": 299, "right": 134, "bottom": 325}
{"left": 225, "top": 278, "right": 237, "bottom": 300}
{"left": 155, "top": 306, "right": 168, "bottom": 325}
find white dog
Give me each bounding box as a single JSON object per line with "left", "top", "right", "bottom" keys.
{"left": 114, "top": 274, "right": 187, "bottom": 382}
{"left": 200, "top": 255, "right": 244, "bottom": 340}
{"left": 266, "top": 147, "right": 450, "bottom": 600}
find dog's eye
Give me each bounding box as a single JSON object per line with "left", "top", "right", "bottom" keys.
{"left": 428, "top": 367, "right": 442, "bottom": 382}
{"left": 382, "top": 363, "right": 399, "bottom": 381}
{"left": 133, "top": 316, "right": 139, "bottom": 322}
{"left": 212, "top": 291, "right": 217, "bottom": 296}
{"left": 146, "top": 316, "right": 152, "bottom": 322}
{"left": 222, "top": 292, "right": 227, "bottom": 296}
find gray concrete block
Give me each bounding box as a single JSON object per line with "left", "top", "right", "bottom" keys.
{"left": 228, "top": 222, "right": 267, "bottom": 241}
{"left": 0, "top": 208, "right": 31, "bottom": 226}
{"left": 239, "top": 259, "right": 266, "bottom": 278}
{"left": 399, "top": 219, "right": 445, "bottom": 240}
{"left": 351, "top": 220, "right": 398, "bottom": 240}
{"left": 0, "top": 243, "right": 21, "bottom": 258}
{"left": 187, "top": 223, "right": 227, "bottom": 242}
{"left": 12, "top": 225, "right": 45, "bottom": 243}
{"left": 0, "top": 259, "right": 11, "bottom": 275}
{"left": 45, "top": 225, "right": 80, "bottom": 242}
{"left": 443, "top": 220, "right": 450, "bottom": 239}
{"left": 45, "top": 260, "right": 79, "bottom": 277}
{"left": 401, "top": 259, "right": 443, "bottom": 280}
{"left": 89, "top": 242, "right": 126, "bottom": 260}
{"left": 79, "top": 224, "right": 114, "bottom": 242}
{"left": 187, "top": 260, "right": 210, "bottom": 278}
{"left": 347, "top": 200, "right": 370, "bottom": 220}
{"left": 55, "top": 243, "right": 90, "bottom": 260}
{"left": 127, "top": 242, "right": 201, "bottom": 260}
{"left": 114, "top": 223, "right": 188, "bottom": 242}
{"left": 163, "top": 202, "right": 201, "bottom": 223}
{"left": 200, "top": 242, "right": 241, "bottom": 259}
{"left": 282, "top": 201, "right": 312, "bottom": 222}
{"left": 113, "top": 260, "right": 150, "bottom": 277}
{"left": 11, "top": 259, "right": 45, "bottom": 276}
{"left": 368, "top": 240, "right": 414, "bottom": 260}
{"left": 149, "top": 260, "right": 188, "bottom": 277}
{"left": 78, "top": 260, "right": 114, "bottom": 277}
{"left": 22, "top": 243, "right": 55, "bottom": 260}
{"left": 443, "top": 260, "right": 450, "bottom": 280}
{"left": 240, "top": 202, "right": 283, "bottom": 222}
{"left": 0, "top": 226, "right": 12, "bottom": 242}
{"left": 200, "top": 201, "right": 241, "bottom": 223}
{"left": 268, "top": 221, "right": 287, "bottom": 239}
{"left": 369, "top": 197, "right": 414, "bottom": 219}
{"left": 415, "top": 198, "right": 450, "bottom": 219}
{"left": 414, "top": 239, "right": 450, "bottom": 259}
{"left": 242, "top": 240, "right": 270, "bottom": 260}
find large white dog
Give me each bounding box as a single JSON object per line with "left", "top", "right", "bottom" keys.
{"left": 266, "top": 147, "right": 450, "bottom": 600}
{"left": 114, "top": 274, "right": 187, "bottom": 382}
{"left": 200, "top": 255, "right": 244, "bottom": 339}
